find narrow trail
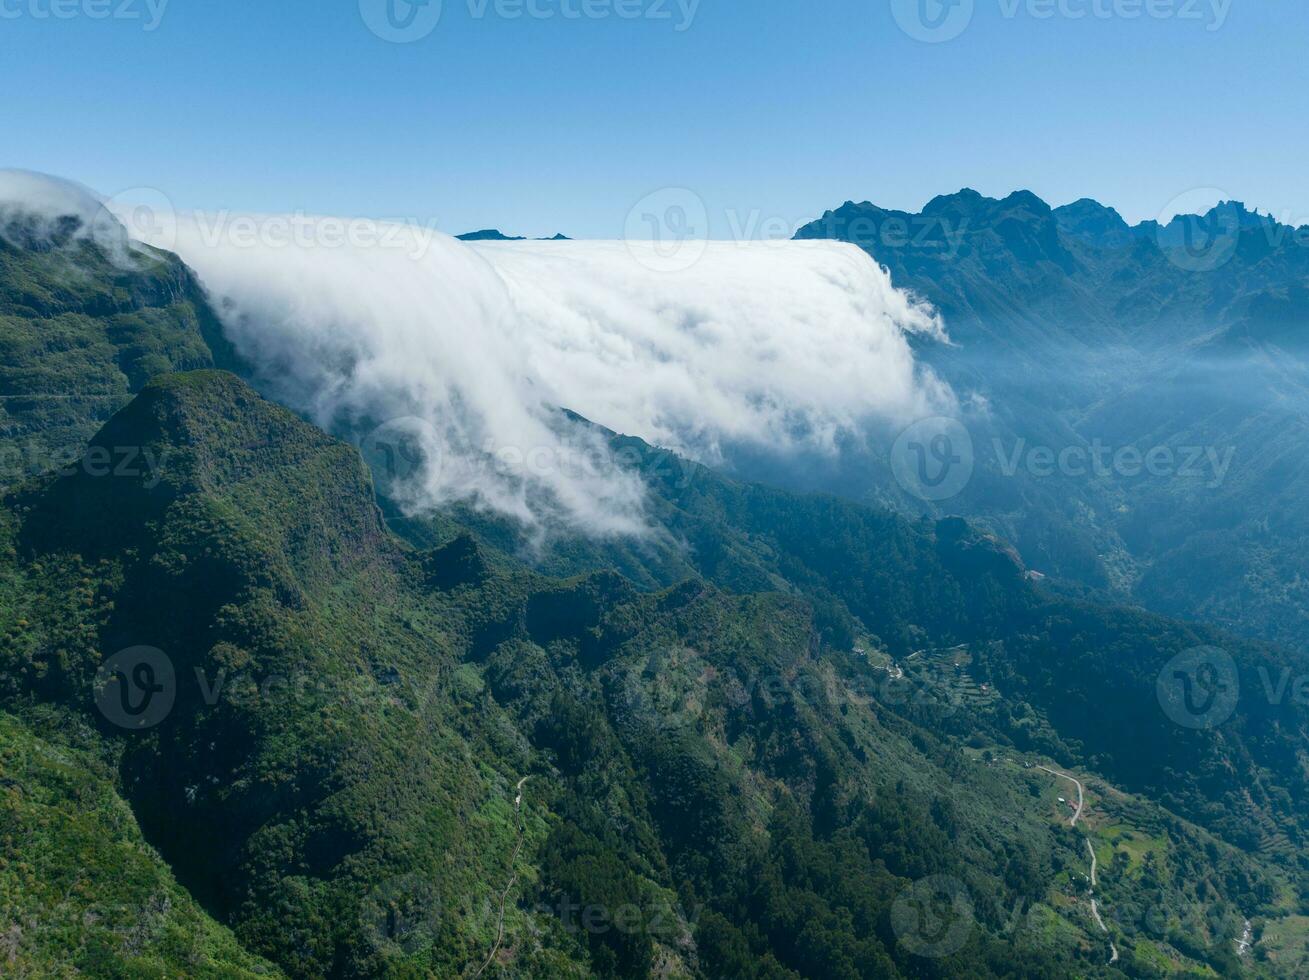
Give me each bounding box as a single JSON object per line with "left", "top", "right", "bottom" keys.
{"left": 1090, "top": 899, "right": 1119, "bottom": 963}
{"left": 1035, "top": 763, "right": 1117, "bottom": 965}
{"left": 471, "top": 776, "right": 531, "bottom": 979}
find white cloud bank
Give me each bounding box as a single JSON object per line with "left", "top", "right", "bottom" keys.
{"left": 0, "top": 169, "right": 954, "bottom": 536}
{"left": 0, "top": 169, "right": 136, "bottom": 258}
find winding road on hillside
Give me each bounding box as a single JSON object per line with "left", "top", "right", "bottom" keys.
{"left": 1036, "top": 765, "right": 1084, "bottom": 826}
{"left": 471, "top": 776, "right": 532, "bottom": 979}
{"left": 1035, "top": 764, "right": 1117, "bottom": 964}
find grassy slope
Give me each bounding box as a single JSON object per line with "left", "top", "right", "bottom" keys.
{"left": 0, "top": 707, "right": 281, "bottom": 978}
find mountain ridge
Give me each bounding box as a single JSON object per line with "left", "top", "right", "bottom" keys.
{"left": 2, "top": 192, "right": 1308, "bottom": 978}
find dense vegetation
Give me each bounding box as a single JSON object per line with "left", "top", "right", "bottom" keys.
{"left": 0, "top": 216, "right": 241, "bottom": 491}
{"left": 2, "top": 211, "right": 1308, "bottom": 979}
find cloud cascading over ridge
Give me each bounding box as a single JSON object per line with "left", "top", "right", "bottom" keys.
{"left": 0, "top": 170, "right": 955, "bottom": 536}
{"left": 473, "top": 240, "right": 950, "bottom": 462}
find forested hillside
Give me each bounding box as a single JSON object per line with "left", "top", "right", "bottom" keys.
{"left": 2, "top": 208, "right": 1308, "bottom": 978}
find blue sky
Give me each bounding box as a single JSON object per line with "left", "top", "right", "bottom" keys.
{"left": 3, "top": 0, "right": 1307, "bottom": 238}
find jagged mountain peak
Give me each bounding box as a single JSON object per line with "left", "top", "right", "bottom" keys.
{"left": 1053, "top": 197, "right": 1133, "bottom": 247}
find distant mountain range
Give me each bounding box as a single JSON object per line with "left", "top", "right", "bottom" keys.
{"left": 793, "top": 189, "right": 1309, "bottom": 654}
{"left": 797, "top": 190, "right": 1309, "bottom": 353}
{"left": 456, "top": 228, "right": 571, "bottom": 241}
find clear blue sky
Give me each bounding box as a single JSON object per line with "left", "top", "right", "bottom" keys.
{"left": 4, "top": 0, "right": 1307, "bottom": 238}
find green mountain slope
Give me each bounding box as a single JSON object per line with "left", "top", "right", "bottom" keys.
{"left": 0, "top": 708, "right": 281, "bottom": 978}
{"left": 0, "top": 220, "right": 241, "bottom": 492}
{"left": 11, "top": 371, "right": 1300, "bottom": 977}
{"left": 2, "top": 210, "right": 1309, "bottom": 978}
{"left": 389, "top": 424, "right": 1309, "bottom": 868}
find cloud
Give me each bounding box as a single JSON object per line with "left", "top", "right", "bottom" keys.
{"left": 0, "top": 169, "right": 103, "bottom": 230}
{"left": 476, "top": 240, "right": 950, "bottom": 463}
{"left": 0, "top": 169, "right": 121, "bottom": 252}
{"left": 0, "top": 170, "right": 955, "bottom": 536}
